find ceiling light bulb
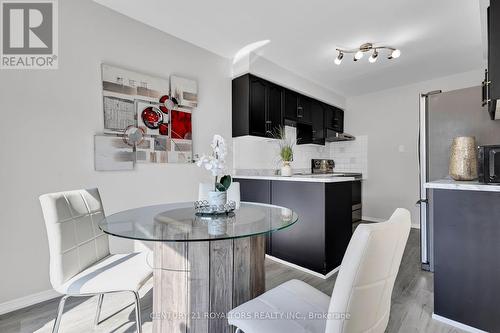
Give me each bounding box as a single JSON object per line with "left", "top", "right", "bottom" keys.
{"left": 354, "top": 50, "right": 364, "bottom": 61}
{"left": 334, "top": 51, "right": 343, "bottom": 65}
{"left": 369, "top": 50, "right": 378, "bottom": 63}
{"left": 390, "top": 49, "right": 401, "bottom": 59}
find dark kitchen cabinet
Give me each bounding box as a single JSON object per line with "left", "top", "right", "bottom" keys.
{"left": 234, "top": 177, "right": 359, "bottom": 275}
{"left": 296, "top": 100, "right": 325, "bottom": 145}
{"left": 232, "top": 73, "right": 345, "bottom": 141}
{"left": 284, "top": 89, "right": 299, "bottom": 121}
{"left": 267, "top": 83, "right": 283, "bottom": 135}
{"left": 325, "top": 105, "right": 344, "bottom": 133}
{"left": 486, "top": 1, "right": 500, "bottom": 119}
{"left": 232, "top": 74, "right": 283, "bottom": 138}
{"left": 311, "top": 100, "right": 325, "bottom": 144}
{"left": 297, "top": 95, "right": 312, "bottom": 124}
{"left": 432, "top": 188, "right": 500, "bottom": 332}
{"left": 284, "top": 89, "right": 312, "bottom": 124}
{"left": 271, "top": 181, "right": 326, "bottom": 273}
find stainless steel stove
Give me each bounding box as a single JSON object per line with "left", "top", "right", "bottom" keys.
{"left": 306, "top": 159, "right": 362, "bottom": 179}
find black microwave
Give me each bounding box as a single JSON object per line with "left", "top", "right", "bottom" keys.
{"left": 478, "top": 145, "right": 500, "bottom": 184}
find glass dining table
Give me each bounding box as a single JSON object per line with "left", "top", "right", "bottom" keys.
{"left": 99, "top": 201, "right": 298, "bottom": 333}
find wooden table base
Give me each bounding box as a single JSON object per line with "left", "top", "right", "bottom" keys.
{"left": 153, "top": 235, "right": 265, "bottom": 333}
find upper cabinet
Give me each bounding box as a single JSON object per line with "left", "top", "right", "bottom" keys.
{"left": 283, "top": 89, "right": 312, "bottom": 124}
{"left": 325, "top": 105, "right": 344, "bottom": 133}
{"left": 486, "top": 1, "right": 500, "bottom": 120}
{"left": 232, "top": 74, "right": 283, "bottom": 137}
{"left": 232, "top": 74, "right": 344, "bottom": 144}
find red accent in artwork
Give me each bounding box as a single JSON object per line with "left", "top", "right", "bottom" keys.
{"left": 171, "top": 110, "right": 192, "bottom": 140}
{"left": 159, "top": 105, "right": 169, "bottom": 114}
{"left": 159, "top": 95, "right": 169, "bottom": 103}
{"left": 141, "top": 107, "right": 162, "bottom": 129}
{"left": 159, "top": 123, "right": 169, "bottom": 136}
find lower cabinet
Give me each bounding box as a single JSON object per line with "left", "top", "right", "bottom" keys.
{"left": 433, "top": 189, "right": 500, "bottom": 332}
{"left": 235, "top": 178, "right": 355, "bottom": 275}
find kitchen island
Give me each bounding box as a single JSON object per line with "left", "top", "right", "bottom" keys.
{"left": 425, "top": 179, "right": 500, "bottom": 332}
{"left": 234, "top": 172, "right": 362, "bottom": 277}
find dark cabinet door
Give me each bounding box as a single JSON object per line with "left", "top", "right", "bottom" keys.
{"left": 489, "top": 3, "right": 500, "bottom": 118}
{"left": 325, "top": 105, "right": 344, "bottom": 132}
{"left": 284, "top": 89, "right": 299, "bottom": 121}
{"left": 249, "top": 77, "right": 267, "bottom": 136}
{"left": 297, "top": 95, "right": 312, "bottom": 124}
{"left": 333, "top": 108, "right": 344, "bottom": 133}
{"left": 267, "top": 83, "right": 283, "bottom": 135}
{"left": 325, "top": 182, "right": 353, "bottom": 271}
{"left": 271, "top": 181, "right": 326, "bottom": 273}
{"left": 311, "top": 100, "right": 325, "bottom": 144}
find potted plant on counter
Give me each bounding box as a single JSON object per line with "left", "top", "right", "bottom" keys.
{"left": 197, "top": 134, "right": 232, "bottom": 206}
{"left": 274, "top": 127, "right": 294, "bottom": 177}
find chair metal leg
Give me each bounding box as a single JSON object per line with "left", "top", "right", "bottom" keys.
{"left": 52, "top": 295, "right": 69, "bottom": 333}
{"left": 94, "top": 294, "right": 104, "bottom": 327}
{"left": 132, "top": 291, "right": 142, "bottom": 333}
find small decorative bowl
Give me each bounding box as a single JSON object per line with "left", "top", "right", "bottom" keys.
{"left": 194, "top": 200, "right": 236, "bottom": 216}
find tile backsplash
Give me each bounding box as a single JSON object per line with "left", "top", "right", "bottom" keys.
{"left": 233, "top": 126, "right": 368, "bottom": 178}
{"left": 330, "top": 135, "right": 368, "bottom": 177}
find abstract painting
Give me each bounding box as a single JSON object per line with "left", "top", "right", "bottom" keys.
{"left": 170, "top": 75, "right": 198, "bottom": 109}
{"left": 95, "top": 64, "right": 194, "bottom": 170}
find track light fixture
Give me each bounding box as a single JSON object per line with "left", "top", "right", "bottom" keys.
{"left": 335, "top": 43, "right": 400, "bottom": 65}
{"left": 334, "top": 51, "right": 343, "bottom": 65}
{"left": 369, "top": 49, "right": 378, "bottom": 63}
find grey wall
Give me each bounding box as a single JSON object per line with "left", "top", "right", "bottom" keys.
{"left": 346, "top": 69, "right": 485, "bottom": 226}
{"left": 428, "top": 86, "right": 500, "bottom": 180}
{"left": 0, "top": 0, "right": 231, "bottom": 305}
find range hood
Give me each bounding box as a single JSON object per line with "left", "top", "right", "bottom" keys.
{"left": 325, "top": 128, "right": 356, "bottom": 142}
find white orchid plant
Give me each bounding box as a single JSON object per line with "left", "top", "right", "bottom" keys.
{"left": 196, "top": 134, "right": 232, "bottom": 192}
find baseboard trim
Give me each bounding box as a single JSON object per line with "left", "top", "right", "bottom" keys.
{"left": 432, "top": 313, "right": 488, "bottom": 333}
{"left": 362, "top": 216, "right": 386, "bottom": 223}
{"left": 362, "top": 216, "right": 421, "bottom": 229}
{"left": 265, "top": 254, "right": 339, "bottom": 280}
{"left": 0, "top": 289, "right": 60, "bottom": 316}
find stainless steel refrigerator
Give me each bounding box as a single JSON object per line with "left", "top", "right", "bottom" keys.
{"left": 418, "top": 86, "right": 500, "bottom": 271}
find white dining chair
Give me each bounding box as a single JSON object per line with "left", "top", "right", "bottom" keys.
{"left": 39, "top": 188, "right": 152, "bottom": 333}
{"left": 198, "top": 182, "right": 241, "bottom": 208}
{"left": 228, "top": 208, "right": 411, "bottom": 333}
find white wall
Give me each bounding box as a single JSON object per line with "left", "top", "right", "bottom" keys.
{"left": 233, "top": 126, "right": 331, "bottom": 171}
{"left": 0, "top": 0, "right": 231, "bottom": 305}
{"left": 346, "top": 69, "right": 484, "bottom": 226}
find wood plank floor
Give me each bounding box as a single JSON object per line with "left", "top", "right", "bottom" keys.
{"left": 0, "top": 228, "right": 466, "bottom": 333}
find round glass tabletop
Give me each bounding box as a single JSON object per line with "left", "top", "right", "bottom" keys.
{"left": 98, "top": 202, "right": 298, "bottom": 242}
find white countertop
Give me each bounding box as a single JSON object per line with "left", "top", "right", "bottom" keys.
{"left": 233, "top": 174, "right": 361, "bottom": 183}
{"left": 425, "top": 179, "right": 500, "bottom": 192}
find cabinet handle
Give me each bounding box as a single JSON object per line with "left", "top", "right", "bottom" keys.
{"left": 297, "top": 106, "right": 303, "bottom": 118}
{"left": 482, "top": 69, "right": 491, "bottom": 107}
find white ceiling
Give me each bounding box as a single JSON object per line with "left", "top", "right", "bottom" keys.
{"left": 94, "top": 0, "right": 485, "bottom": 96}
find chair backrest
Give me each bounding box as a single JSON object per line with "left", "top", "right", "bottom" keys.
{"left": 39, "top": 188, "right": 110, "bottom": 291}
{"left": 325, "top": 208, "right": 411, "bottom": 333}
{"left": 198, "top": 182, "right": 241, "bottom": 208}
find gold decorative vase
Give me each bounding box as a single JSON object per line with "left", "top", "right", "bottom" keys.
{"left": 449, "top": 136, "right": 478, "bottom": 181}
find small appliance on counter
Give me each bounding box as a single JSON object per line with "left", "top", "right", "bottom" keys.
{"left": 478, "top": 145, "right": 500, "bottom": 184}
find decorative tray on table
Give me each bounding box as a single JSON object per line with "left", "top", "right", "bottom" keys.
{"left": 194, "top": 200, "right": 236, "bottom": 216}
